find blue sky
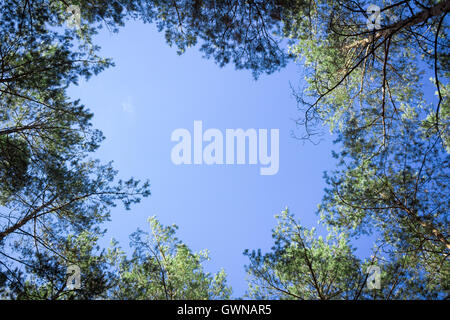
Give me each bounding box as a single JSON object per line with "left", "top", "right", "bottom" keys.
{"left": 68, "top": 20, "right": 341, "bottom": 297}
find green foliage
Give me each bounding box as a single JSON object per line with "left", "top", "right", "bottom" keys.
{"left": 0, "top": 217, "right": 230, "bottom": 300}
{"left": 3, "top": 231, "right": 115, "bottom": 300}
{"left": 246, "top": 0, "right": 449, "bottom": 299}
{"left": 1, "top": 0, "right": 448, "bottom": 300}
{"left": 0, "top": 135, "right": 30, "bottom": 201}
{"left": 245, "top": 209, "right": 364, "bottom": 299}
{"left": 0, "top": 0, "right": 150, "bottom": 298}
{"left": 285, "top": 1, "right": 449, "bottom": 144}
{"left": 110, "top": 217, "right": 232, "bottom": 300}
{"left": 318, "top": 115, "right": 450, "bottom": 297}
{"left": 138, "top": 0, "right": 290, "bottom": 77}
{"left": 246, "top": 208, "right": 448, "bottom": 299}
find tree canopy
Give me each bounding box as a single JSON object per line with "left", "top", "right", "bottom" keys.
{"left": 246, "top": 0, "right": 449, "bottom": 299}
{"left": 0, "top": 0, "right": 448, "bottom": 299}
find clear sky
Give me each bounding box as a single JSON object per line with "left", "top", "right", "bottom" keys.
{"left": 68, "top": 20, "right": 344, "bottom": 298}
